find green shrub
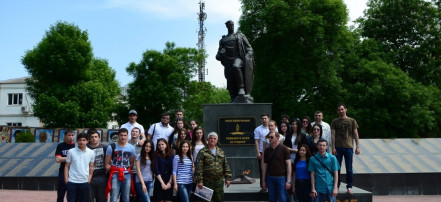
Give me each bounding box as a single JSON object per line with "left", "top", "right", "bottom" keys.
{"left": 15, "top": 130, "right": 35, "bottom": 143}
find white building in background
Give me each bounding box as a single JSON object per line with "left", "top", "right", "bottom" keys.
{"left": 0, "top": 77, "right": 127, "bottom": 129}
{"left": 0, "top": 77, "right": 42, "bottom": 127}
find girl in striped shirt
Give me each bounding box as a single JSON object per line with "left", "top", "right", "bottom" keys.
{"left": 172, "top": 140, "right": 194, "bottom": 202}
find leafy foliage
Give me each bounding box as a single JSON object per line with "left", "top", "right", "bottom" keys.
{"left": 182, "top": 81, "right": 230, "bottom": 125}
{"left": 240, "top": 0, "right": 441, "bottom": 138}
{"left": 15, "top": 130, "right": 35, "bottom": 143}
{"left": 240, "top": 0, "right": 350, "bottom": 121}
{"left": 125, "top": 42, "right": 203, "bottom": 125}
{"left": 22, "top": 22, "right": 120, "bottom": 128}
{"left": 358, "top": 0, "right": 441, "bottom": 87}
{"left": 340, "top": 39, "right": 441, "bottom": 138}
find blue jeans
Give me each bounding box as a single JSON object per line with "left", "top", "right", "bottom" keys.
{"left": 177, "top": 183, "right": 193, "bottom": 202}
{"left": 110, "top": 172, "right": 131, "bottom": 202}
{"left": 66, "top": 182, "right": 89, "bottom": 202}
{"left": 266, "top": 176, "right": 287, "bottom": 202}
{"left": 135, "top": 181, "right": 153, "bottom": 202}
{"left": 314, "top": 189, "right": 336, "bottom": 202}
{"left": 336, "top": 147, "right": 353, "bottom": 188}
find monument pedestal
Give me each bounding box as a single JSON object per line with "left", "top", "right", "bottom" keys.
{"left": 203, "top": 103, "right": 272, "bottom": 178}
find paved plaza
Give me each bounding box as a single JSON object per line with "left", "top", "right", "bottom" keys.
{"left": 1, "top": 189, "right": 440, "bottom": 202}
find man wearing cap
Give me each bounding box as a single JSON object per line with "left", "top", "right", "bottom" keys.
{"left": 216, "top": 20, "right": 254, "bottom": 103}
{"left": 195, "top": 132, "right": 232, "bottom": 202}
{"left": 121, "top": 110, "right": 146, "bottom": 145}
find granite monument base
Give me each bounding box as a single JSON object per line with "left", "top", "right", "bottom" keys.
{"left": 203, "top": 103, "right": 273, "bottom": 178}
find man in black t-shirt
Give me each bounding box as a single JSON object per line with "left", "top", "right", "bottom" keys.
{"left": 262, "top": 131, "right": 291, "bottom": 202}
{"left": 55, "top": 129, "right": 76, "bottom": 202}
{"left": 87, "top": 129, "right": 108, "bottom": 202}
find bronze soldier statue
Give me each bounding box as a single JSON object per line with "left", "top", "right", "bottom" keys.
{"left": 216, "top": 20, "right": 254, "bottom": 103}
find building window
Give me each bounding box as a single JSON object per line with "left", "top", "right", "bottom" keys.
{"left": 7, "top": 123, "right": 22, "bottom": 126}
{"left": 8, "top": 93, "right": 23, "bottom": 105}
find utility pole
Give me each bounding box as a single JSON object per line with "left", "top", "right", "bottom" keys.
{"left": 197, "top": 0, "right": 207, "bottom": 82}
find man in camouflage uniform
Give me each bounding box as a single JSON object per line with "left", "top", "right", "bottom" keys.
{"left": 196, "top": 132, "right": 232, "bottom": 202}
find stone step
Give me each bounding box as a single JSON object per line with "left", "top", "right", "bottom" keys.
{"left": 223, "top": 180, "right": 372, "bottom": 202}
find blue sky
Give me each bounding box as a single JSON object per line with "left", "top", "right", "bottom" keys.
{"left": 0, "top": 0, "right": 366, "bottom": 87}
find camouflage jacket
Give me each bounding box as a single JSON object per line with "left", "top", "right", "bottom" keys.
{"left": 195, "top": 146, "right": 232, "bottom": 183}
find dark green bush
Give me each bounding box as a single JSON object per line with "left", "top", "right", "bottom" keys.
{"left": 15, "top": 130, "right": 35, "bottom": 143}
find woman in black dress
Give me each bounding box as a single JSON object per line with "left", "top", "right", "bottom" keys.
{"left": 153, "top": 139, "right": 174, "bottom": 202}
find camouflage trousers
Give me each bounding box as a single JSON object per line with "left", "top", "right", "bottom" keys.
{"left": 204, "top": 179, "right": 225, "bottom": 202}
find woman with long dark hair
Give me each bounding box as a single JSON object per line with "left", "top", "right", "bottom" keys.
{"left": 279, "top": 121, "right": 290, "bottom": 140}
{"left": 153, "top": 139, "right": 174, "bottom": 202}
{"left": 169, "top": 119, "right": 188, "bottom": 149}
{"left": 191, "top": 127, "right": 207, "bottom": 164}
{"left": 284, "top": 119, "right": 307, "bottom": 201}
{"left": 169, "top": 122, "right": 190, "bottom": 156}
{"left": 284, "top": 119, "right": 308, "bottom": 161}
{"left": 292, "top": 144, "right": 312, "bottom": 202}
{"left": 301, "top": 116, "right": 313, "bottom": 137}
{"left": 172, "top": 140, "right": 194, "bottom": 202}
{"left": 135, "top": 140, "right": 155, "bottom": 202}
{"left": 188, "top": 119, "right": 199, "bottom": 139}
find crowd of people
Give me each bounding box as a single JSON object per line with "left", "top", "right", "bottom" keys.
{"left": 55, "top": 110, "right": 231, "bottom": 202}
{"left": 55, "top": 103, "right": 360, "bottom": 202}
{"left": 254, "top": 104, "right": 361, "bottom": 202}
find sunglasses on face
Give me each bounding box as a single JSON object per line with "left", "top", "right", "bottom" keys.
{"left": 269, "top": 136, "right": 276, "bottom": 139}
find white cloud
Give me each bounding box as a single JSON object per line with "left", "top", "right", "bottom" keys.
{"left": 205, "top": 0, "right": 242, "bottom": 23}
{"left": 343, "top": 0, "right": 368, "bottom": 25}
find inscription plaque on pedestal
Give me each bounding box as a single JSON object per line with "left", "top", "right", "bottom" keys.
{"left": 218, "top": 117, "right": 256, "bottom": 145}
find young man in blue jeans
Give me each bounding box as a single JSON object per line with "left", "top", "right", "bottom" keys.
{"left": 64, "top": 133, "right": 95, "bottom": 202}
{"left": 105, "top": 128, "right": 136, "bottom": 202}
{"left": 309, "top": 139, "right": 339, "bottom": 202}
{"left": 262, "top": 131, "right": 291, "bottom": 202}
{"left": 331, "top": 103, "right": 360, "bottom": 194}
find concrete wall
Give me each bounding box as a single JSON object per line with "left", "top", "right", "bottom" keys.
{"left": 347, "top": 173, "right": 441, "bottom": 195}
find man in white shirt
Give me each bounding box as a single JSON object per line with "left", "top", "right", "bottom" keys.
{"left": 312, "top": 111, "right": 332, "bottom": 152}
{"left": 64, "top": 133, "right": 95, "bottom": 202}
{"left": 254, "top": 114, "right": 270, "bottom": 192}
{"left": 121, "top": 110, "right": 146, "bottom": 144}
{"left": 147, "top": 113, "right": 174, "bottom": 149}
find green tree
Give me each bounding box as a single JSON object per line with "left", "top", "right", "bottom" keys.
{"left": 239, "top": 0, "right": 351, "bottom": 119}
{"left": 358, "top": 0, "right": 441, "bottom": 87}
{"left": 182, "top": 81, "right": 230, "bottom": 125}
{"left": 22, "top": 21, "right": 120, "bottom": 128}
{"left": 126, "top": 42, "right": 203, "bottom": 125}
{"left": 340, "top": 37, "right": 441, "bottom": 138}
